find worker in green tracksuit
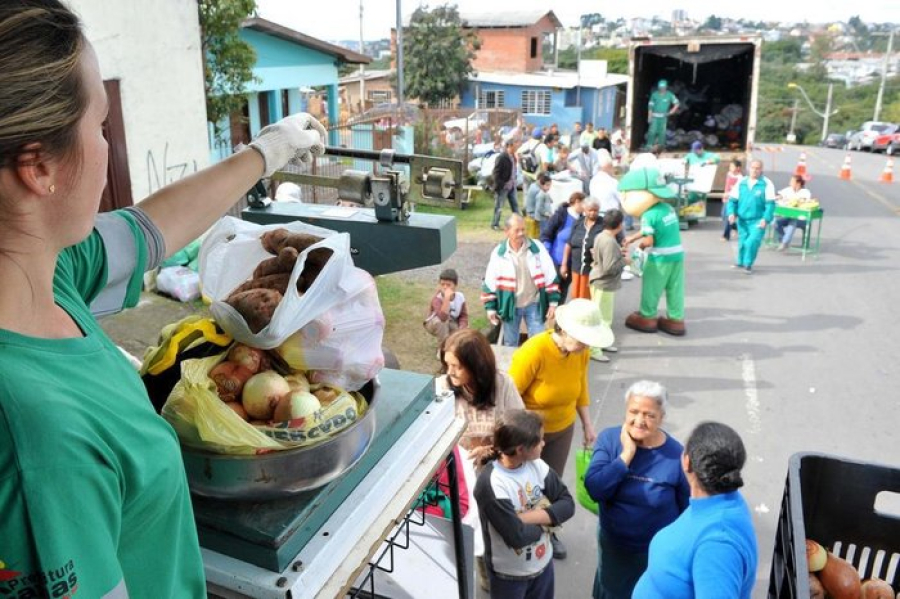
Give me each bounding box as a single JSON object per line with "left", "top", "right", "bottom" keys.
{"left": 646, "top": 80, "right": 679, "bottom": 149}
{"left": 727, "top": 159, "right": 776, "bottom": 274}
{"left": 618, "top": 167, "right": 686, "bottom": 336}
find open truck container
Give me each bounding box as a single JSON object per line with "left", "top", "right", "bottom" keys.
{"left": 626, "top": 35, "right": 762, "bottom": 203}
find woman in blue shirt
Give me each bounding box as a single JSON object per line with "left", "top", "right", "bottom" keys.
{"left": 584, "top": 381, "right": 690, "bottom": 599}
{"left": 541, "top": 191, "right": 585, "bottom": 302}
{"left": 633, "top": 421, "right": 758, "bottom": 599}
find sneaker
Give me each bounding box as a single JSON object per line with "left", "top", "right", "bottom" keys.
{"left": 778, "top": 243, "right": 788, "bottom": 252}
{"left": 622, "top": 271, "right": 635, "bottom": 280}
{"left": 744, "top": 267, "right": 753, "bottom": 275}
{"left": 551, "top": 533, "right": 567, "bottom": 560}
{"left": 730, "top": 264, "right": 740, "bottom": 269}
{"left": 590, "top": 353, "right": 610, "bottom": 363}
{"left": 491, "top": 225, "right": 500, "bottom": 231}
{"left": 604, "top": 346, "right": 618, "bottom": 353}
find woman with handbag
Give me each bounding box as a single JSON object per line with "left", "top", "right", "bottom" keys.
{"left": 584, "top": 381, "right": 690, "bottom": 599}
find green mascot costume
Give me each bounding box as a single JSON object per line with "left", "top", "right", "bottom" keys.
{"left": 618, "top": 168, "right": 686, "bottom": 336}
{"left": 646, "top": 80, "right": 679, "bottom": 149}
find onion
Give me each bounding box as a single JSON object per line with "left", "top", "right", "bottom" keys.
{"left": 241, "top": 371, "right": 291, "bottom": 420}
{"left": 208, "top": 361, "right": 254, "bottom": 402}
{"left": 284, "top": 373, "right": 310, "bottom": 394}
{"left": 227, "top": 343, "right": 270, "bottom": 374}
{"left": 806, "top": 540, "right": 827, "bottom": 572}
{"left": 273, "top": 391, "right": 321, "bottom": 423}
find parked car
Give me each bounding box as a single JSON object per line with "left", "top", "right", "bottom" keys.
{"left": 444, "top": 110, "right": 490, "bottom": 133}
{"left": 886, "top": 133, "right": 900, "bottom": 156}
{"left": 821, "top": 132, "right": 848, "bottom": 149}
{"left": 872, "top": 125, "right": 899, "bottom": 153}
{"left": 848, "top": 122, "right": 893, "bottom": 151}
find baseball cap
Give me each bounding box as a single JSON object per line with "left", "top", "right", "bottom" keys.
{"left": 657, "top": 79, "right": 668, "bottom": 88}
{"left": 554, "top": 299, "right": 614, "bottom": 348}
{"left": 532, "top": 127, "right": 544, "bottom": 139}
{"left": 618, "top": 167, "right": 676, "bottom": 200}
{"left": 691, "top": 140, "right": 703, "bottom": 151}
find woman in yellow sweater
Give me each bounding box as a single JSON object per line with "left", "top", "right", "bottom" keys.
{"left": 509, "top": 298, "right": 612, "bottom": 560}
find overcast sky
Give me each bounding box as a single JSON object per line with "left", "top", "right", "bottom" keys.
{"left": 255, "top": 0, "right": 900, "bottom": 43}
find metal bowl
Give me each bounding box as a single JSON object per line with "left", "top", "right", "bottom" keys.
{"left": 180, "top": 378, "right": 378, "bottom": 501}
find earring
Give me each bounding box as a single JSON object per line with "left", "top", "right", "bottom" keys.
{"left": 49, "top": 184, "right": 56, "bottom": 194}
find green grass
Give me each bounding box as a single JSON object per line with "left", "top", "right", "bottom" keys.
{"left": 376, "top": 275, "right": 440, "bottom": 374}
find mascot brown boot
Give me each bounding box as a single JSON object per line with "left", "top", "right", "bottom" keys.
{"left": 658, "top": 317, "right": 686, "bottom": 336}
{"left": 625, "top": 312, "right": 658, "bottom": 333}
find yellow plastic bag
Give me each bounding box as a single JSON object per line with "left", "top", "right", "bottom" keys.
{"left": 161, "top": 353, "right": 367, "bottom": 455}
{"left": 140, "top": 315, "right": 231, "bottom": 376}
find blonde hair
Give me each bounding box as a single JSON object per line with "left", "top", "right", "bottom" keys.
{"left": 0, "top": 0, "right": 87, "bottom": 169}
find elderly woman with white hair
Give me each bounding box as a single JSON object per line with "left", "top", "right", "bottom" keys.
{"left": 584, "top": 381, "right": 690, "bottom": 599}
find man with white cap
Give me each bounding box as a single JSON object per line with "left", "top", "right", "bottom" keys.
{"left": 646, "top": 80, "right": 679, "bottom": 149}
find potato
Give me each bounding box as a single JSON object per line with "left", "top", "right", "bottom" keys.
{"left": 253, "top": 246, "right": 299, "bottom": 279}
{"left": 228, "top": 273, "right": 290, "bottom": 297}
{"left": 225, "top": 288, "right": 283, "bottom": 333}
{"left": 260, "top": 228, "right": 321, "bottom": 255}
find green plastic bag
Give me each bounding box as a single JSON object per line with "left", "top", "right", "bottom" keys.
{"left": 575, "top": 447, "right": 599, "bottom": 514}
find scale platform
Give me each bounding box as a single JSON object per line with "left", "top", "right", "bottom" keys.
{"left": 192, "top": 369, "right": 436, "bottom": 572}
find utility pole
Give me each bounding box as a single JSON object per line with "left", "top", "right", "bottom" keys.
{"left": 822, "top": 83, "right": 834, "bottom": 142}
{"left": 359, "top": 0, "right": 365, "bottom": 113}
{"left": 396, "top": 0, "right": 404, "bottom": 106}
{"left": 874, "top": 29, "right": 895, "bottom": 122}
{"left": 787, "top": 98, "right": 799, "bottom": 143}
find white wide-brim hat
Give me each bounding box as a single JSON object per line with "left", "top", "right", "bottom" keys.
{"left": 555, "top": 299, "right": 614, "bottom": 348}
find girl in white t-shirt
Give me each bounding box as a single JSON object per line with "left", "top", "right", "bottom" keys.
{"left": 775, "top": 175, "right": 812, "bottom": 250}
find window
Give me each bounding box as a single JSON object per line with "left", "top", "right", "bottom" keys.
{"left": 368, "top": 90, "right": 391, "bottom": 103}
{"left": 521, "top": 90, "right": 551, "bottom": 115}
{"left": 478, "top": 89, "right": 505, "bottom": 108}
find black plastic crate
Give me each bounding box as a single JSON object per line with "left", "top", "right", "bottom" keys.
{"left": 768, "top": 452, "right": 900, "bottom": 598}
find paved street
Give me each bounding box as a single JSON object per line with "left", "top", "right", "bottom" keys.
{"left": 540, "top": 145, "right": 900, "bottom": 599}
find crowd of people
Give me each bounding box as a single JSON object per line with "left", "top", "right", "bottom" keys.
{"left": 425, "top": 111, "right": 816, "bottom": 598}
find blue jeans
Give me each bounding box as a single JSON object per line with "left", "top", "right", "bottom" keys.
{"left": 492, "top": 187, "right": 520, "bottom": 228}
{"left": 490, "top": 563, "right": 554, "bottom": 599}
{"left": 775, "top": 217, "right": 806, "bottom": 245}
{"left": 502, "top": 302, "right": 545, "bottom": 347}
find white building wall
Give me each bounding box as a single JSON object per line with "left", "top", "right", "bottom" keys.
{"left": 68, "top": 0, "right": 210, "bottom": 201}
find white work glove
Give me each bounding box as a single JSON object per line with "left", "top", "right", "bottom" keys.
{"left": 249, "top": 113, "right": 328, "bottom": 177}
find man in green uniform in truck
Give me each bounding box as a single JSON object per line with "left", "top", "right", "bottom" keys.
{"left": 646, "top": 80, "right": 679, "bottom": 150}
{"left": 618, "top": 168, "right": 686, "bottom": 336}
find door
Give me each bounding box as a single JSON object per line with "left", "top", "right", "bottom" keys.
{"left": 99, "top": 79, "right": 133, "bottom": 212}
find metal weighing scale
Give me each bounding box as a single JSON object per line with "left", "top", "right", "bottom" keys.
{"left": 196, "top": 147, "right": 467, "bottom": 595}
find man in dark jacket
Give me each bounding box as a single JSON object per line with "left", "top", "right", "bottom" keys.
{"left": 491, "top": 140, "right": 521, "bottom": 230}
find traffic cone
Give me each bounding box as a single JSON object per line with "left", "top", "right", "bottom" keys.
{"left": 839, "top": 154, "right": 852, "bottom": 181}
{"left": 794, "top": 152, "right": 808, "bottom": 178}
{"left": 880, "top": 158, "right": 894, "bottom": 184}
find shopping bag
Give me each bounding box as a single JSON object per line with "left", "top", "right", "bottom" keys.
{"left": 575, "top": 446, "right": 599, "bottom": 514}
{"left": 161, "top": 352, "right": 367, "bottom": 455}
{"left": 199, "top": 216, "right": 361, "bottom": 349}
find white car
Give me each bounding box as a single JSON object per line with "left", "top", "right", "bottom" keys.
{"left": 444, "top": 110, "right": 489, "bottom": 133}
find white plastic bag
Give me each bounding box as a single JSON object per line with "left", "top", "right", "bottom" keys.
{"left": 156, "top": 266, "right": 201, "bottom": 302}
{"left": 200, "top": 216, "right": 363, "bottom": 349}
{"left": 275, "top": 267, "right": 385, "bottom": 391}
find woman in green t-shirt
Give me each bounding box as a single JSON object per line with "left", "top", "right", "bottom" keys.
{"left": 0, "top": 2, "right": 325, "bottom": 597}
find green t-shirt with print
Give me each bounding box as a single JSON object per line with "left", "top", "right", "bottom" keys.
{"left": 641, "top": 202, "right": 684, "bottom": 262}
{"left": 0, "top": 212, "right": 206, "bottom": 598}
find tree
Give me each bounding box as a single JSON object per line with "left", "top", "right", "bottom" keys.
{"left": 199, "top": 0, "right": 259, "bottom": 137}
{"left": 701, "top": 15, "right": 722, "bottom": 32}
{"left": 401, "top": 4, "right": 480, "bottom": 106}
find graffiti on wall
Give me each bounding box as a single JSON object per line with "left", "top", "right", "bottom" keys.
{"left": 147, "top": 142, "right": 198, "bottom": 193}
